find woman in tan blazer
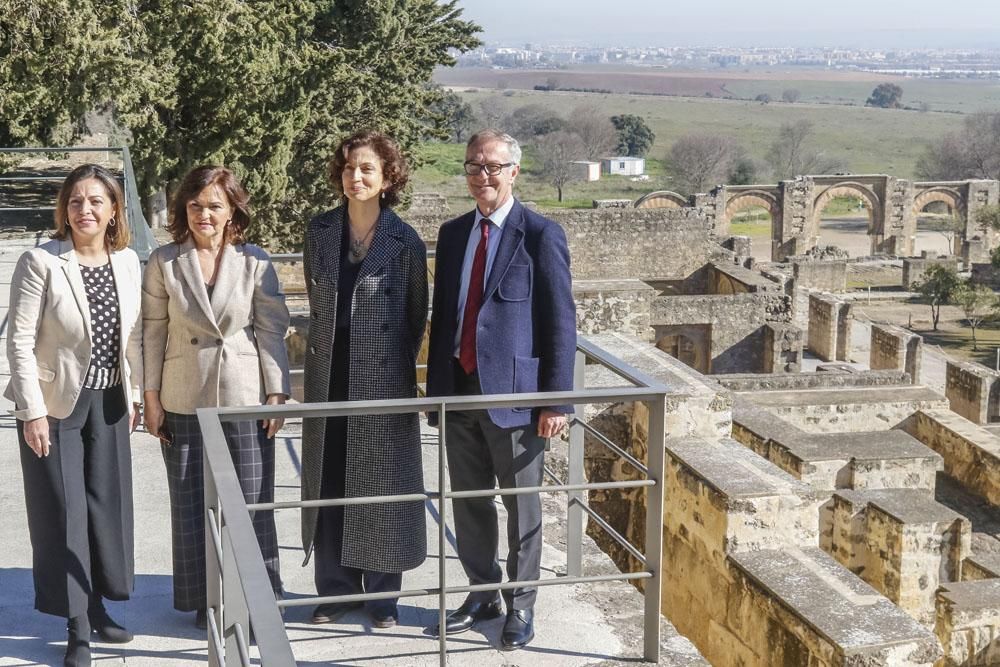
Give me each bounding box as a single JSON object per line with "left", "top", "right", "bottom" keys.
{"left": 142, "top": 165, "right": 290, "bottom": 629}
{"left": 6, "top": 164, "right": 143, "bottom": 667}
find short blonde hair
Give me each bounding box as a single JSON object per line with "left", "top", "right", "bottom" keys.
{"left": 52, "top": 164, "right": 131, "bottom": 252}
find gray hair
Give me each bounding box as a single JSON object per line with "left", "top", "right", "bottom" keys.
{"left": 467, "top": 128, "right": 522, "bottom": 166}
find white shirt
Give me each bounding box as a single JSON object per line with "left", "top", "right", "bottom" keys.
{"left": 453, "top": 195, "right": 516, "bottom": 356}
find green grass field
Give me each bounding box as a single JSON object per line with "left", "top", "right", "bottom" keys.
{"left": 413, "top": 70, "right": 999, "bottom": 209}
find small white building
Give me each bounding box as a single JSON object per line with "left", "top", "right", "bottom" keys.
{"left": 570, "top": 161, "right": 601, "bottom": 182}
{"left": 602, "top": 156, "right": 645, "bottom": 176}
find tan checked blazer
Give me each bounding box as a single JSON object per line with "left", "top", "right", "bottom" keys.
{"left": 142, "top": 239, "right": 290, "bottom": 414}
{"left": 5, "top": 239, "right": 143, "bottom": 421}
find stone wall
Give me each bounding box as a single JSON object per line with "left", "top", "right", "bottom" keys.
{"left": 407, "top": 206, "right": 720, "bottom": 282}
{"left": 945, "top": 360, "right": 1000, "bottom": 425}
{"left": 709, "top": 262, "right": 782, "bottom": 294}
{"left": 870, "top": 323, "right": 923, "bottom": 383}
{"left": 573, "top": 280, "right": 656, "bottom": 342}
{"left": 652, "top": 293, "right": 792, "bottom": 374}
{"left": 807, "top": 293, "right": 853, "bottom": 362}
{"left": 791, "top": 259, "right": 847, "bottom": 292}
{"left": 969, "top": 262, "right": 1000, "bottom": 290}
{"left": 903, "top": 257, "right": 960, "bottom": 290}
{"left": 717, "top": 370, "right": 909, "bottom": 392}
{"left": 936, "top": 580, "right": 1000, "bottom": 667}
{"left": 761, "top": 323, "right": 803, "bottom": 373}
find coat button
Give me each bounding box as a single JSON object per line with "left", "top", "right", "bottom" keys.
{"left": 215, "top": 338, "right": 223, "bottom": 345}
{"left": 310, "top": 278, "right": 317, "bottom": 285}
{"left": 190, "top": 337, "right": 198, "bottom": 345}
{"left": 309, "top": 346, "right": 316, "bottom": 355}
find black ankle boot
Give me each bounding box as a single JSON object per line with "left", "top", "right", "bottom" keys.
{"left": 65, "top": 616, "right": 91, "bottom": 667}
{"left": 87, "top": 595, "right": 133, "bottom": 644}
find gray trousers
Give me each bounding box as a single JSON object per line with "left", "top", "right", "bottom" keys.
{"left": 445, "top": 364, "right": 545, "bottom": 611}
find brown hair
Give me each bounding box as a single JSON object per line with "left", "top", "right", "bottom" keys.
{"left": 52, "top": 164, "right": 131, "bottom": 252}
{"left": 328, "top": 130, "right": 410, "bottom": 208}
{"left": 167, "top": 165, "right": 251, "bottom": 245}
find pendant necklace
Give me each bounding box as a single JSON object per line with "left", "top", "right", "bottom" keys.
{"left": 349, "top": 221, "right": 377, "bottom": 260}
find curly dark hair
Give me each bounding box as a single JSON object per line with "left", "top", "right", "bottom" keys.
{"left": 328, "top": 130, "right": 410, "bottom": 208}
{"left": 167, "top": 166, "right": 251, "bottom": 245}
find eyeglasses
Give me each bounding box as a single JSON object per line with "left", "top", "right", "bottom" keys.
{"left": 463, "top": 161, "right": 515, "bottom": 176}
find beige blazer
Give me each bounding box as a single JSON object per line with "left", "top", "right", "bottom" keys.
{"left": 5, "top": 239, "right": 143, "bottom": 421}
{"left": 142, "top": 240, "right": 290, "bottom": 414}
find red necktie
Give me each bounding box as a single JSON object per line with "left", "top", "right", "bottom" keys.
{"left": 459, "top": 219, "right": 490, "bottom": 374}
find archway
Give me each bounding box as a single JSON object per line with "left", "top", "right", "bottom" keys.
{"left": 723, "top": 191, "right": 782, "bottom": 262}
{"left": 913, "top": 188, "right": 964, "bottom": 256}
{"left": 811, "top": 183, "right": 881, "bottom": 257}
{"left": 634, "top": 190, "right": 688, "bottom": 209}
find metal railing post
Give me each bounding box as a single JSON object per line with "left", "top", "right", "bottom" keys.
{"left": 437, "top": 402, "right": 448, "bottom": 665}
{"left": 205, "top": 465, "right": 222, "bottom": 666}
{"left": 643, "top": 394, "right": 667, "bottom": 663}
{"left": 567, "top": 349, "right": 587, "bottom": 577}
{"left": 223, "top": 529, "right": 250, "bottom": 666}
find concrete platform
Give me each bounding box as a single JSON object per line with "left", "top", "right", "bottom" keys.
{"left": 0, "top": 238, "right": 706, "bottom": 666}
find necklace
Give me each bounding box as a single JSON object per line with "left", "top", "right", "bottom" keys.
{"left": 349, "top": 221, "right": 377, "bottom": 260}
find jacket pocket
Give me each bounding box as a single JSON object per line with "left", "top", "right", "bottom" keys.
{"left": 497, "top": 264, "right": 530, "bottom": 302}
{"left": 36, "top": 364, "right": 55, "bottom": 382}
{"left": 512, "top": 355, "right": 539, "bottom": 411}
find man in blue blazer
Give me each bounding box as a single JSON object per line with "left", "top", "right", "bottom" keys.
{"left": 426, "top": 129, "right": 576, "bottom": 650}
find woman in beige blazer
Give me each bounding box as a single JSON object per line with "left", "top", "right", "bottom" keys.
{"left": 6, "top": 164, "right": 142, "bottom": 667}
{"left": 142, "top": 165, "right": 290, "bottom": 629}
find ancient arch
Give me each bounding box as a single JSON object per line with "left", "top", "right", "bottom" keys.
{"left": 723, "top": 190, "right": 783, "bottom": 260}
{"left": 913, "top": 187, "right": 964, "bottom": 217}
{"left": 634, "top": 190, "right": 688, "bottom": 209}
{"left": 811, "top": 182, "right": 882, "bottom": 254}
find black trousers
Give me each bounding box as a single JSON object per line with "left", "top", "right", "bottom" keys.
{"left": 161, "top": 412, "right": 281, "bottom": 611}
{"left": 18, "top": 385, "right": 133, "bottom": 619}
{"left": 445, "top": 362, "right": 545, "bottom": 611}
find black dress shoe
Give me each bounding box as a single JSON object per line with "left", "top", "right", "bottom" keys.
{"left": 500, "top": 608, "right": 534, "bottom": 651}
{"left": 310, "top": 601, "right": 363, "bottom": 624}
{"left": 87, "top": 598, "right": 133, "bottom": 643}
{"left": 370, "top": 606, "right": 399, "bottom": 629}
{"left": 435, "top": 597, "right": 503, "bottom": 635}
{"left": 65, "top": 616, "right": 92, "bottom": 667}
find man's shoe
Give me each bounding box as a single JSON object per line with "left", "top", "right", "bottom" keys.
{"left": 500, "top": 608, "right": 534, "bottom": 651}
{"left": 434, "top": 598, "right": 503, "bottom": 635}
{"left": 310, "top": 601, "right": 363, "bottom": 624}
{"left": 87, "top": 599, "right": 133, "bottom": 644}
{"left": 370, "top": 607, "right": 399, "bottom": 629}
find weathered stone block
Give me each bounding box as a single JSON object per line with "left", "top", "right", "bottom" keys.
{"left": 870, "top": 323, "right": 923, "bottom": 384}
{"left": 945, "top": 360, "right": 1000, "bottom": 425}
{"left": 808, "top": 293, "right": 853, "bottom": 362}
{"left": 936, "top": 579, "right": 1000, "bottom": 666}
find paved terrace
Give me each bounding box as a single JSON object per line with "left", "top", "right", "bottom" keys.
{"left": 0, "top": 236, "right": 705, "bottom": 666}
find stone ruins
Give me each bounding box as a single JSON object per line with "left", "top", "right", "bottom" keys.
{"left": 407, "top": 176, "right": 1000, "bottom": 666}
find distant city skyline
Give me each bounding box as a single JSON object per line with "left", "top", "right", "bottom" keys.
{"left": 454, "top": 0, "right": 1000, "bottom": 50}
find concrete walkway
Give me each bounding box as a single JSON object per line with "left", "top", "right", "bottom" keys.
{"left": 0, "top": 236, "right": 705, "bottom": 666}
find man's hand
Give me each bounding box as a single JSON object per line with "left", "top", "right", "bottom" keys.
{"left": 537, "top": 408, "right": 567, "bottom": 439}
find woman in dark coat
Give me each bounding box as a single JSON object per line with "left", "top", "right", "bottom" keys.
{"left": 300, "top": 130, "right": 428, "bottom": 628}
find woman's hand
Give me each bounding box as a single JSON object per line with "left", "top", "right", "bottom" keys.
{"left": 130, "top": 404, "right": 142, "bottom": 433}
{"left": 23, "top": 417, "right": 50, "bottom": 457}
{"left": 143, "top": 390, "right": 166, "bottom": 441}
{"left": 262, "top": 393, "right": 286, "bottom": 439}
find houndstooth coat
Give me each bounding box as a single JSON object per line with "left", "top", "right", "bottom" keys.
{"left": 300, "top": 204, "right": 428, "bottom": 572}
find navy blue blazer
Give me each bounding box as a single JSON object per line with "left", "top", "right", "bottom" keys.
{"left": 427, "top": 199, "right": 576, "bottom": 428}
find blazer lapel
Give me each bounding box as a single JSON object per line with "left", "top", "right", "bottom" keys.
{"left": 177, "top": 239, "right": 217, "bottom": 330}
{"left": 483, "top": 200, "right": 525, "bottom": 299}
{"left": 58, "top": 239, "right": 92, "bottom": 340}
{"left": 443, "top": 211, "right": 477, "bottom": 323}
{"left": 357, "top": 208, "right": 404, "bottom": 283}
{"left": 209, "top": 243, "right": 239, "bottom": 325}
{"left": 312, "top": 208, "right": 344, "bottom": 281}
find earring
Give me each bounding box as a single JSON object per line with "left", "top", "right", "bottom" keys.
{"left": 108, "top": 218, "right": 117, "bottom": 227}
{"left": 381, "top": 191, "right": 385, "bottom": 200}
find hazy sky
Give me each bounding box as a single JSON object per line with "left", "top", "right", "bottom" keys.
{"left": 454, "top": 0, "right": 1000, "bottom": 49}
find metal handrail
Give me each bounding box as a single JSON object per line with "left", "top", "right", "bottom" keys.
{"left": 0, "top": 146, "right": 158, "bottom": 260}
{"left": 198, "top": 336, "right": 668, "bottom": 666}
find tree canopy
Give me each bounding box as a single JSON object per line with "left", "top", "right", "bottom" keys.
{"left": 610, "top": 114, "right": 655, "bottom": 157}
{"left": 0, "top": 0, "right": 481, "bottom": 249}
{"left": 916, "top": 112, "right": 1000, "bottom": 182}
{"left": 866, "top": 83, "right": 904, "bottom": 109}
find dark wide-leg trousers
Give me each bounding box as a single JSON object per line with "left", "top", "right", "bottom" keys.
{"left": 445, "top": 364, "right": 546, "bottom": 612}
{"left": 18, "top": 385, "right": 134, "bottom": 619}
{"left": 161, "top": 412, "right": 281, "bottom": 611}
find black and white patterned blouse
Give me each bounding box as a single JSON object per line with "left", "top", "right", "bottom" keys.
{"left": 81, "top": 263, "right": 122, "bottom": 389}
